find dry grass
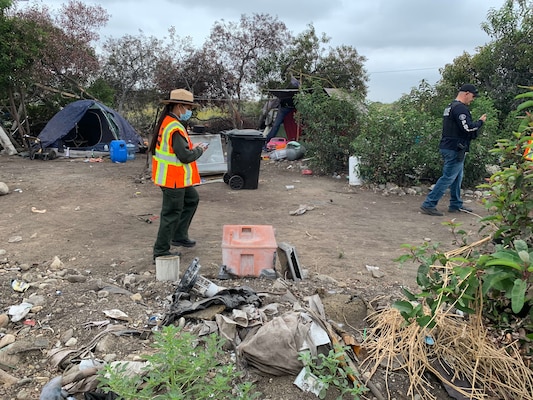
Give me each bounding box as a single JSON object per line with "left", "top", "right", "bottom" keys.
{"left": 360, "top": 237, "right": 533, "bottom": 400}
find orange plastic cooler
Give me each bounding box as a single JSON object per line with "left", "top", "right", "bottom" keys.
{"left": 222, "top": 225, "right": 277, "bottom": 277}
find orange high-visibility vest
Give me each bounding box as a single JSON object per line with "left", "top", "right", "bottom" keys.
{"left": 152, "top": 115, "right": 200, "bottom": 188}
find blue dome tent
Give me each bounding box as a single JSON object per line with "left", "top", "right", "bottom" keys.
{"left": 38, "top": 100, "right": 143, "bottom": 151}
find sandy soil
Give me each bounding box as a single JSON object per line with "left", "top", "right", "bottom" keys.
{"left": 0, "top": 149, "right": 487, "bottom": 399}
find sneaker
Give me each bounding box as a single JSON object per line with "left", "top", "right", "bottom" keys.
{"left": 448, "top": 207, "right": 473, "bottom": 213}
{"left": 420, "top": 206, "right": 444, "bottom": 216}
{"left": 171, "top": 238, "right": 196, "bottom": 248}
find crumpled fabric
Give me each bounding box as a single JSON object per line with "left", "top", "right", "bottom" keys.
{"left": 162, "top": 286, "right": 261, "bottom": 326}
{"left": 236, "top": 311, "right": 312, "bottom": 376}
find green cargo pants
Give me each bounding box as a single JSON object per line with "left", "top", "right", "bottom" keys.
{"left": 153, "top": 186, "right": 199, "bottom": 257}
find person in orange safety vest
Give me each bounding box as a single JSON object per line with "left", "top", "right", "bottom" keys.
{"left": 149, "top": 89, "right": 208, "bottom": 261}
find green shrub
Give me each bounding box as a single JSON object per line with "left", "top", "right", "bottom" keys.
{"left": 97, "top": 325, "right": 260, "bottom": 400}
{"left": 298, "top": 344, "right": 367, "bottom": 400}
{"left": 393, "top": 87, "right": 533, "bottom": 342}
{"left": 294, "top": 87, "right": 363, "bottom": 175}
{"left": 479, "top": 86, "right": 533, "bottom": 246}
{"left": 352, "top": 93, "right": 499, "bottom": 187}
{"left": 352, "top": 103, "right": 441, "bottom": 185}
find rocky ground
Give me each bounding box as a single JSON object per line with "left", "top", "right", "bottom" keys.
{"left": 0, "top": 150, "right": 489, "bottom": 399}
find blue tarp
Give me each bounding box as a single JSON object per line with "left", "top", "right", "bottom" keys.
{"left": 38, "top": 100, "right": 143, "bottom": 150}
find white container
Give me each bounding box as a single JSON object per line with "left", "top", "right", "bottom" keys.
{"left": 155, "top": 255, "right": 180, "bottom": 281}
{"left": 349, "top": 156, "right": 362, "bottom": 186}
{"left": 191, "top": 275, "right": 225, "bottom": 297}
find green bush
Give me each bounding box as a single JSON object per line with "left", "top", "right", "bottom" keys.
{"left": 352, "top": 94, "right": 499, "bottom": 187}
{"left": 294, "top": 87, "right": 363, "bottom": 175}
{"left": 97, "top": 325, "right": 260, "bottom": 400}
{"left": 352, "top": 103, "right": 441, "bottom": 185}
{"left": 479, "top": 86, "right": 533, "bottom": 246}
{"left": 298, "top": 345, "right": 367, "bottom": 400}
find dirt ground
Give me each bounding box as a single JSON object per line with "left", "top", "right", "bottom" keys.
{"left": 0, "top": 149, "right": 488, "bottom": 399}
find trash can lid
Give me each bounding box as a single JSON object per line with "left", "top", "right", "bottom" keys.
{"left": 226, "top": 129, "right": 264, "bottom": 138}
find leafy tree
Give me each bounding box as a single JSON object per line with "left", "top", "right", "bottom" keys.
{"left": 256, "top": 24, "right": 367, "bottom": 98}
{"left": 0, "top": 0, "right": 46, "bottom": 140}
{"left": 18, "top": 1, "right": 108, "bottom": 90}
{"left": 477, "top": 0, "right": 533, "bottom": 116}
{"left": 152, "top": 27, "right": 196, "bottom": 94}
{"left": 88, "top": 78, "right": 115, "bottom": 105}
{"left": 100, "top": 32, "right": 163, "bottom": 112}
{"left": 4, "top": 0, "right": 109, "bottom": 139}
{"left": 206, "top": 13, "right": 291, "bottom": 103}
{"left": 153, "top": 36, "right": 230, "bottom": 102}
{"left": 439, "top": 0, "right": 533, "bottom": 122}
{"left": 438, "top": 52, "right": 479, "bottom": 100}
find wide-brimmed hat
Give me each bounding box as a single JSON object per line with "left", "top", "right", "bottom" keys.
{"left": 160, "top": 89, "right": 199, "bottom": 107}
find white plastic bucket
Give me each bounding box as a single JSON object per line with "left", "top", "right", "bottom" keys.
{"left": 349, "top": 156, "right": 362, "bottom": 186}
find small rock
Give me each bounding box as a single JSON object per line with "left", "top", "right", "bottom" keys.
{"left": 0, "top": 313, "right": 9, "bottom": 328}
{"left": 8, "top": 235, "right": 22, "bottom": 243}
{"left": 65, "top": 337, "right": 78, "bottom": 347}
{"left": 130, "top": 293, "right": 142, "bottom": 302}
{"left": 315, "top": 274, "right": 339, "bottom": 285}
{"left": 19, "top": 263, "right": 32, "bottom": 271}
{"left": 0, "top": 333, "right": 16, "bottom": 349}
{"left": 0, "top": 182, "right": 9, "bottom": 195}
{"left": 0, "top": 249, "right": 6, "bottom": 255}
{"left": 95, "top": 334, "right": 118, "bottom": 353}
{"left": 123, "top": 274, "right": 137, "bottom": 287}
{"left": 27, "top": 294, "right": 46, "bottom": 306}
{"left": 30, "top": 305, "right": 43, "bottom": 313}
{"left": 103, "top": 353, "right": 117, "bottom": 362}
{"left": 103, "top": 309, "right": 130, "bottom": 321}
{"left": 371, "top": 269, "right": 385, "bottom": 278}
{"left": 61, "top": 328, "right": 74, "bottom": 344}
{"left": 50, "top": 256, "right": 63, "bottom": 269}
{"left": 16, "top": 389, "right": 31, "bottom": 400}
{"left": 66, "top": 275, "right": 87, "bottom": 283}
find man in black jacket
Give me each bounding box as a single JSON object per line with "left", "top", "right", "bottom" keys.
{"left": 420, "top": 84, "right": 487, "bottom": 216}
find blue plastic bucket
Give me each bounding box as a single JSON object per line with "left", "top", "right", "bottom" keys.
{"left": 110, "top": 140, "right": 127, "bottom": 163}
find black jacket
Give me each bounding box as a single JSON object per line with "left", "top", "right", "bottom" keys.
{"left": 439, "top": 100, "right": 484, "bottom": 151}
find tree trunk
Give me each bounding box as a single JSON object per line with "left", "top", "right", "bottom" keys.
{"left": 7, "top": 87, "right": 27, "bottom": 148}
{"left": 0, "top": 125, "right": 18, "bottom": 155}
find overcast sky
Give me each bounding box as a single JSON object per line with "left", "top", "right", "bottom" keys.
{"left": 38, "top": 0, "right": 505, "bottom": 103}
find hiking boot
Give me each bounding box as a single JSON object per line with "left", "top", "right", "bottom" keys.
{"left": 171, "top": 238, "right": 196, "bottom": 248}
{"left": 420, "top": 206, "right": 443, "bottom": 216}
{"left": 448, "top": 206, "right": 473, "bottom": 213}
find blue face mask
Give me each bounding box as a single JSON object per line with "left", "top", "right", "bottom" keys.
{"left": 179, "top": 109, "right": 193, "bottom": 121}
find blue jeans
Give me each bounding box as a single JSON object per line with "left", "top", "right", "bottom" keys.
{"left": 421, "top": 148, "right": 465, "bottom": 210}
{"left": 264, "top": 106, "right": 294, "bottom": 144}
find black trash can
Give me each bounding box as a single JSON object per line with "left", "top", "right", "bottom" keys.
{"left": 223, "top": 129, "right": 266, "bottom": 190}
